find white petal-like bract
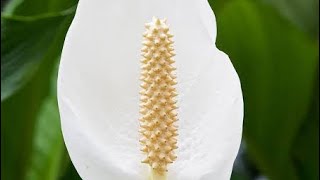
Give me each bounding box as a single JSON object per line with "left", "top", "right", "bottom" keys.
{"left": 58, "top": 0, "right": 243, "bottom": 180}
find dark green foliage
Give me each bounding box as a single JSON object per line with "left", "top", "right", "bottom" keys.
{"left": 210, "top": 0, "right": 319, "bottom": 179}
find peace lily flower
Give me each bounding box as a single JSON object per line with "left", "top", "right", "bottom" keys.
{"left": 58, "top": 0, "right": 243, "bottom": 180}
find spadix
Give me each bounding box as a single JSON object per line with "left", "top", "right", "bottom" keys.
{"left": 139, "top": 17, "right": 178, "bottom": 180}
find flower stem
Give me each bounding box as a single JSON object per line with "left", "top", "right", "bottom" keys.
{"left": 150, "top": 169, "right": 167, "bottom": 180}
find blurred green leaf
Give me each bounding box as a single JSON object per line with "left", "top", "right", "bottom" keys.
{"left": 1, "top": 7, "right": 76, "bottom": 101}
{"left": 231, "top": 144, "right": 258, "bottom": 180}
{"left": 231, "top": 173, "right": 251, "bottom": 180}
{"left": 215, "top": 0, "right": 319, "bottom": 179}
{"left": 292, "top": 69, "right": 319, "bottom": 180}
{"left": 25, "top": 60, "right": 81, "bottom": 180}
{"left": 25, "top": 62, "right": 69, "bottom": 180}
{"left": 210, "top": 0, "right": 319, "bottom": 38}
{"left": 1, "top": 49, "right": 59, "bottom": 180}
{"left": 3, "top": 0, "right": 77, "bottom": 16}
{"left": 26, "top": 96, "right": 66, "bottom": 180}
{"left": 260, "top": 0, "right": 319, "bottom": 38}
{"left": 59, "top": 163, "right": 82, "bottom": 180}
{"left": 208, "top": 0, "right": 233, "bottom": 13}
{"left": 1, "top": 0, "right": 77, "bottom": 179}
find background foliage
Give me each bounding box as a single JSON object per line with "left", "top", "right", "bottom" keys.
{"left": 1, "top": 0, "right": 319, "bottom": 179}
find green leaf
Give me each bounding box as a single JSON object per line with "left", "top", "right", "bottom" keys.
{"left": 208, "top": 0, "right": 233, "bottom": 13}
{"left": 3, "top": 0, "right": 77, "bottom": 16}
{"left": 1, "top": 49, "right": 59, "bottom": 180}
{"left": 1, "top": 0, "right": 77, "bottom": 179}
{"left": 210, "top": 0, "right": 319, "bottom": 38}
{"left": 25, "top": 96, "right": 66, "bottom": 180}
{"left": 59, "top": 163, "right": 82, "bottom": 180}
{"left": 215, "top": 0, "right": 319, "bottom": 179}
{"left": 1, "top": 7, "right": 76, "bottom": 101}
{"left": 24, "top": 57, "right": 81, "bottom": 180}
{"left": 260, "top": 0, "right": 319, "bottom": 38}
{"left": 231, "top": 144, "right": 257, "bottom": 180}
{"left": 292, "top": 69, "right": 319, "bottom": 180}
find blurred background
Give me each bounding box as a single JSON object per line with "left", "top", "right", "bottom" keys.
{"left": 1, "top": 0, "right": 319, "bottom": 179}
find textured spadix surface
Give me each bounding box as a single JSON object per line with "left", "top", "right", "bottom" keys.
{"left": 139, "top": 17, "right": 178, "bottom": 174}
{"left": 58, "top": 0, "right": 243, "bottom": 180}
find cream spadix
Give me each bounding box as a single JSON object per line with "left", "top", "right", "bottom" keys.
{"left": 139, "top": 17, "right": 178, "bottom": 178}
{"left": 58, "top": 0, "right": 244, "bottom": 180}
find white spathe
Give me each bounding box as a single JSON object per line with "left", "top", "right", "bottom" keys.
{"left": 57, "top": 0, "right": 244, "bottom": 180}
